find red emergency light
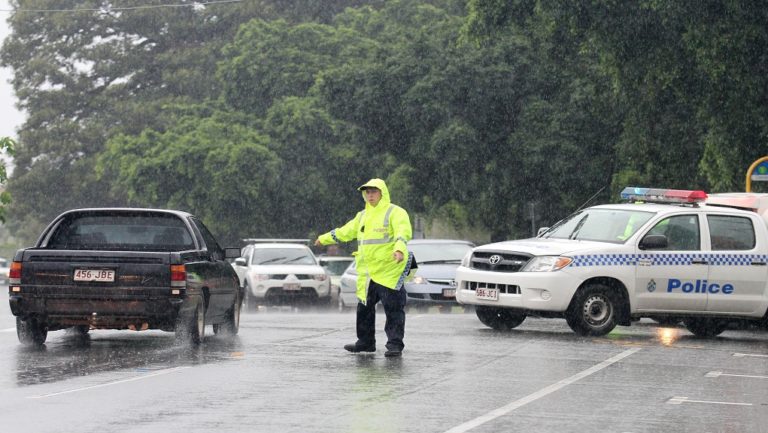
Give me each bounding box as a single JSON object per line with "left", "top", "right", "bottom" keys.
{"left": 620, "top": 187, "right": 707, "bottom": 204}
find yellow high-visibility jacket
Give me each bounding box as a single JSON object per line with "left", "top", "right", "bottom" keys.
{"left": 318, "top": 178, "right": 413, "bottom": 303}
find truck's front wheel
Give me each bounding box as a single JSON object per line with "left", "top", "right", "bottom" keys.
{"left": 476, "top": 306, "right": 526, "bottom": 330}
{"left": 566, "top": 284, "right": 618, "bottom": 336}
{"left": 17, "top": 317, "right": 48, "bottom": 345}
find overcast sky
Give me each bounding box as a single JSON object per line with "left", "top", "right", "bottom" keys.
{"left": 0, "top": 0, "right": 25, "bottom": 140}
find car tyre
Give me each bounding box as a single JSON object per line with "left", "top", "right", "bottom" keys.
{"left": 684, "top": 318, "right": 727, "bottom": 338}
{"left": 175, "top": 300, "right": 205, "bottom": 345}
{"left": 475, "top": 306, "right": 526, "bottom": 330}
{"left": 17, "top": 317, "right": 48, "bottom": 345}
{"left": 213, "top": 292, "right": 240, "bottom": 337}
{"left": 566, "top": 283, "right": 618, "bottom": 336}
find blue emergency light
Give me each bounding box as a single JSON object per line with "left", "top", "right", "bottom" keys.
{"left": 620, "top": 187, "right": 707, "bottom": 204}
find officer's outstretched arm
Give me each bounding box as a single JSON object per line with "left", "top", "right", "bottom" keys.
{"left": 317, "top": 212, "right": 362, "bottom": 246}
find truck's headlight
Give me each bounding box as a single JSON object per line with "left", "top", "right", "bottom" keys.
{"left": 521, "top": 256, "right": 572, "bottom": 272}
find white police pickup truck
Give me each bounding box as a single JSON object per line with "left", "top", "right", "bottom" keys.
{"left": 455, "top": 188, "right": 768, "bottom": 337}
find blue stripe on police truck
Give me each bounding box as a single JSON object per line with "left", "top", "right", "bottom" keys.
{"left": 569, "top": 253, "right": 768, "bottom": 267}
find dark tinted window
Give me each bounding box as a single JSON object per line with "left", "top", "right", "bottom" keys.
{"left": 708, "top": 215, "right": 756, "bottom": 250}
{"left": 643, "top": 215, "right": 700, "bottom": 251}
{"left": 46, "top": 212, "right": 195, "bottom": 251}
{"left": 192, "top": 218, "right": 223, "bottom": 260}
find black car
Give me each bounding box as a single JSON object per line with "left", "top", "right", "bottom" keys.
{"left": 7, "top": 208, "right": 241, "bottom": 345}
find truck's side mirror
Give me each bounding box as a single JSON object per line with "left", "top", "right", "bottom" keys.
{"left": 537, "top": 227, "right": 550, "bottom": 237}
{"left": 639, "top": 234, "right": 668, "bottom": 250}
{"left": 233, "top": 257, "right": 247, "bottom": 266}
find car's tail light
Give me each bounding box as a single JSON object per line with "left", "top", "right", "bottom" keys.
{"left": 171, "top": 264, "right": 186, "bottom": 288}
{"left": 9, "top": 261, "right": 21, "bottom": 284}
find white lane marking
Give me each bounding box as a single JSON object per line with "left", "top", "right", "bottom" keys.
{"left": 27, "top": 366, "right": 191, "bottom": 399}
{"left": 733, "top": 352, "right": 768, "bottom": 359}
{"left": 0, "top": 327, "right": 16, "bottom": 333}
{"left": 443, "top": 348, "right": 641, "bottom": 433}
{"left": 667, "top": 396, "right": 752, "bottom": 406}
{"left": 706, "top": 371, "right": 768, "bottom": 380}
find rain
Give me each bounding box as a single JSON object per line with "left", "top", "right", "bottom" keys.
{"left": 1, "top": 1, "right": 768, "bottom": 432}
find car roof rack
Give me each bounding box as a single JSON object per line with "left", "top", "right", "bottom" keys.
{"left": 242, "top": 238, "right": 310, "bottom": 244}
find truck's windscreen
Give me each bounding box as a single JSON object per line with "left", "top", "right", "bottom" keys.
{"left": 542, "top": 209, "right": 655, "bottom": 243}
{"left": 45, "top": 213, "right": 196, "bottom": 251}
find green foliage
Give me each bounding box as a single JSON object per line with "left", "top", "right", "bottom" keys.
{"left": 3, "top": 0, "right": 768, "bottom": 245}
{"left": 0, "top": 137, "right": 15, "bottom": 224}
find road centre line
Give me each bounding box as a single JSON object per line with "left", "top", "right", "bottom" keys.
{"left": 443, "top": 348, "right": 641, "bottom": 433}
{"left": 27, "top": 366, "right": 191, "bottom": 399}
{"left": 667, "top": 396, "right": 752, "bottom": 406}
{"left": 733, "top": 352, "right": 768, "bottom": 359}
{"left": 706, "top": 371, "right": 768, "bottom": 380}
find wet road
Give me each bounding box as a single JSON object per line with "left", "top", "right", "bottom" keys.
{"left": 1, "top": 288, "right": 767, "bottom": 433}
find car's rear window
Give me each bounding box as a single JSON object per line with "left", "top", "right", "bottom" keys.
{"left": 45, "top": 212, "right": 196, "bottom": 251}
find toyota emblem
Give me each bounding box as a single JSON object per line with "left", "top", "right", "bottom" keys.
{"left": 488, "top": 255, "right": 502, "bottom": 265}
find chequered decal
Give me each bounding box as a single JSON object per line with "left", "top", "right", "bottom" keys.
{"left": 569, "top": 253, "right": 768, "bottom": 267}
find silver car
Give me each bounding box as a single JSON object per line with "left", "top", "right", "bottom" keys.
{"left": 337, "top": 260, "right": 359, "bottom": 312}
{"left": 232, "top": 241, "right": 331, "bottom": 310}
{"left": 405, "top": 239, "right": 475, "bottom": 312}
{"left": 318, "top": 256, "right": 354, "bottom": 306}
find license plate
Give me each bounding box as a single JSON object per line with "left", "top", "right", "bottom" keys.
{"left": 73, "top": 269, "right": 115, "bottom": 282}
{"left": 442, "top": 288, "right": 456, "bottom": 298}
{"left": 475, "top": 287, "right": 498, "bottom": 301}
{"left": 283, "top": 283, "right": 301, "bottom": 291}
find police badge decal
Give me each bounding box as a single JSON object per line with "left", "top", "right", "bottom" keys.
{"left": 647, "top": 279, "right": 657, "bottom": 293}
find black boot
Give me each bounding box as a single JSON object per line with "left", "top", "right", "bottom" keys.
{"left": 344, "top": 342, "right": 375, "bottom": 353}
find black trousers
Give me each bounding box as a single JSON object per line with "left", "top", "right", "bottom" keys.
{"left": 356, "top": 280, "right": 406, "bottom": 351}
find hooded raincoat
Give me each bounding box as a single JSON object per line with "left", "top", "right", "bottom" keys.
{"left": 318, "top": 178, "right": 413, "bottom": 303}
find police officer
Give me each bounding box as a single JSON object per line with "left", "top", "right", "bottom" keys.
{"left": 315, "top": 178, "right": 413, "bottom": 357}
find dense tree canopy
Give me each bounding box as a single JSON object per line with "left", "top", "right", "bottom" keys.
{"left": 2, "top": 0, "right": 767, "bottom": 246}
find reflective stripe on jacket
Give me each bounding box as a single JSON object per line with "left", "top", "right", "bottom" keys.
{"left": 318, "top": 178, "right": 412, "bottom": 302}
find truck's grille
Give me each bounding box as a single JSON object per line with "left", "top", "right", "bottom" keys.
{"left": 269, "top": 274, "right": 312, "bottom": 280}
{"left": 464, "top": 281, "right": 520, "bottom": 294}
{"left": 470, "top": 251, "right": 531, "bottom": 272}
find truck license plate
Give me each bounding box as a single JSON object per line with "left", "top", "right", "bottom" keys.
{"left": 475, "top": 287, "right": 498, "bottom": 301}
{"left": 73, "top": 269, "right": 115, "bottom": 282}
{"left": 283, "top": 283, "right": 301, "bottom": 291}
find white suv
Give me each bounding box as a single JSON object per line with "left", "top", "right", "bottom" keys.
{"left": 232, "top": 240, "right": 331, "bottom": 310}
{"left": 456, "top": 188, "right": 768, "bottom": 337}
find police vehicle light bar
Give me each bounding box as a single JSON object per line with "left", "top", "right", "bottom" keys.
{"left": 620, "top": 187, "right": 707, "bottom": 204}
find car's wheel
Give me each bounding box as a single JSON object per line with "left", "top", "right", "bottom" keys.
{"left": 566, "top": 283, "right": 618, "bottom": 336}
{"left": 175, "top": 300, "right": 205, "bottom": 345}
{"left": 684, "top": 318, "right": 727, "bottom": 338}
{"left": 213, "top": 292, "right": 241, "bottom": 337}
{"left": 17, "top": 317, "right": 48, "bottom": 345}
{"left": 475, "top": 306, "right": 526, "bottom": 330}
